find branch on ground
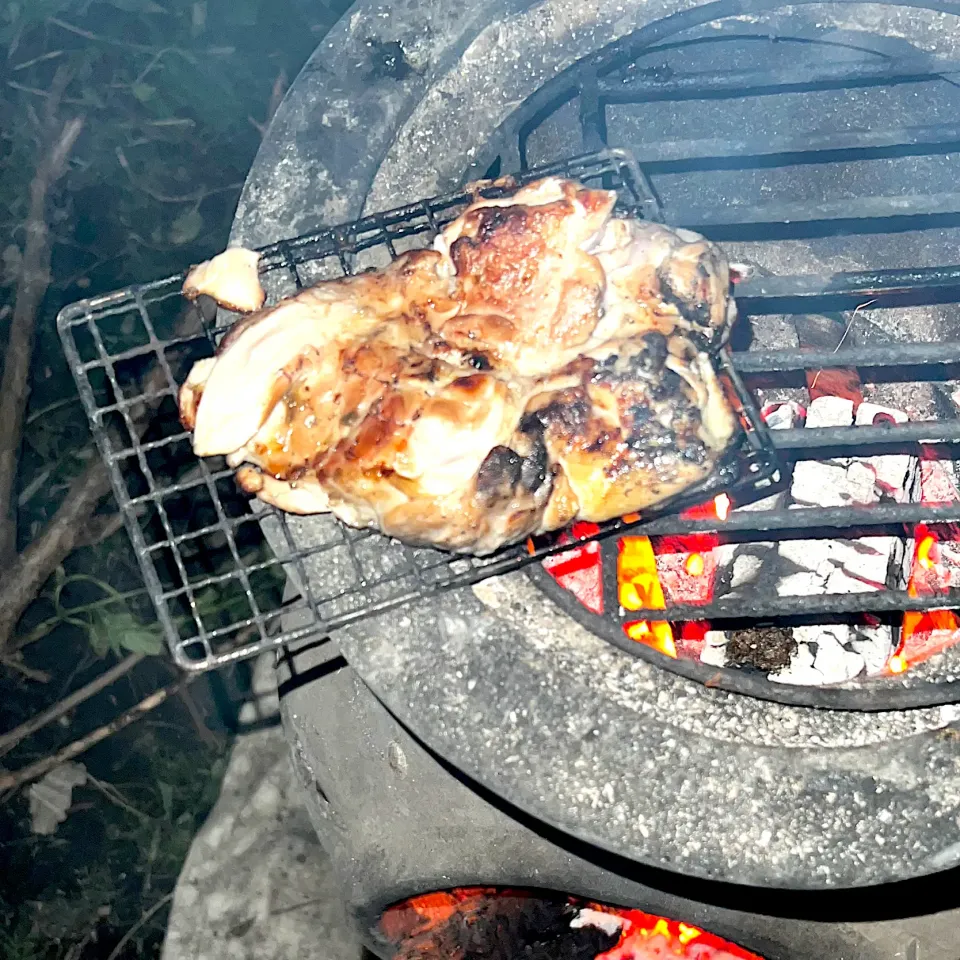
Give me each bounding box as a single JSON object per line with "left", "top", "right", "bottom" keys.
{"left": 0, "top": 107, "right": 84, "bottom": 564}
{"left": 0, "top": 308, "right": 196, "bottom": 658}
{"left": 0, "top": 673, "right": 194, "bottom": 794}
{"left": 0, "top": 459, "right": 112, "bottom": 656}
{"left": 0, "top": 652, "right": 145, "bottom": 759}
{"left": 0, "top": 655, "right": 51, "bottom": 683}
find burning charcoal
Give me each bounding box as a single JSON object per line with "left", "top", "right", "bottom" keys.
{"left": 850, "top": 624, "right": 897, "bottom": 676}
{"left": 724, "top": 626, "right": 797, "bottom": 673}
{"left": 855, "top": 402, "right": 908, "bottom": 426}
{"left": 772, "top": 625, "right": 883, "bottom": 686}
{"left": 731, "top": 553, "right": 763, "bottom": 589}
{"left": 895, "top": 459, "right": 960, "bottom": 595}
{"left": 776, "top": 571, "right": 824, "bottom": 597}
{"left": 769, "top": 395, "right": 911, "bottom": 683}
{"left": 778, "top": 536, "right": 894, "bottom": 592}
{"left": 790, "top": 460, "right": 858, "bottom": 508}
{"left": 380, "top": 890, "right": 620, "bottom": 960}
{"left": 762, "top": 399, "right": 804, "bottom": 431}
{"left": 891, "top": 457, "right": 960, "bottom": 670}
{"left": 768, "top": 637, "right": 821, "bottom": 686}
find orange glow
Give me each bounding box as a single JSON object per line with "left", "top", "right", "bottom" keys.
{"left": 887, "top": 655, "right": 907, "bottom": 674}
{"left": 619, "top": 536, "right": 676, "bottom": 658}
{"left": 381, "top": 890, "right": 766, "bottom": 960}
{"left": 678, "top": 922, "right": 702, "bottom": 945}
{"left": 593, "top": 907, "right": 765, "bottom": 960}
{"left": 917, "top": 534, "right": 937, "bottom": 570}
{"left": 622, "top": 512, "right": 641, "bottom": 524}
{"left": 685, "top": 552, "right": 705, "bottom": 577}
{"left": 896, "top": 523, "right": 960, "bottom": 672}
{"left": 625, "top": 619, "right": 677, "bottom": 658}
{"left": 714, "top": 493, "right": 731, "bottom": 522}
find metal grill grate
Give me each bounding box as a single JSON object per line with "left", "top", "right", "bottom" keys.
{"left": 57, "top": 149, "right": 779, "bottom": 673}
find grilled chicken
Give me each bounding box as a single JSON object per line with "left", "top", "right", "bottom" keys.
{"left": 183, "top": 247, "right": 265, "bottom": 313}
{"left": 178, "top": 177, "right": 739, "bottom": 555}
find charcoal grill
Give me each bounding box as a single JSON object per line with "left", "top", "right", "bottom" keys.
{"left": 58, "top": 171, "right": 960, "bottom": 708}
{"left": 62, "top": 0, "right": 960, "bottom": 956}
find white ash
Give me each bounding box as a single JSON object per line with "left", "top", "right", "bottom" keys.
{"left": 772, "top": 398, "right": 911, "bottom": 684}
{"left": 704, "top": 402, "right": 800, "bottom": 670}
{"left": 570, "top": 909, "right": 624, "bottom": 937}
{"left": 771, "top": 625, "right": 871, "bottom": 687}
{"left": 711, "top": 401, "right": 803, "bottom": 598}
{"left": 700, "top": 629, "right": 729, "bottom": 668}
{"left": 805, "top": 395, "right": 854, "bottom": 430}
{"left": 707, "top": 397, "right": 920, "bottom": 684}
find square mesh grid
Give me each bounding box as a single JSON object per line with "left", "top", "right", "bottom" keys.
{"left": 57, "top": 148, "right": 780, "bottom": 673}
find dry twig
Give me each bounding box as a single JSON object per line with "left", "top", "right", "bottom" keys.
{"left": 104, "top": 892, "right": 174, "bottom": 960}
{"left": 0, "top": 459, "right": 113, "bottom": 655}
{"left": 0, "top": 112, "right": 84, "bottom": 563}
{"left": 177, "top": 684, "right": 221, "bottom": 749}
{"left": 0, "top": 673, "right": 194, "bottom": 793}
{"left": 0, "top": 652, "right": 145, "bottom": 759}
{"left": 85, "top": 772, "right": 151, "bottom": 822}
{"left": 0, "top": 655, "right": 51, "bottom": 683}
{"left": 249, "top": 68, "right": 288, "bottom": 137}
{"left": 809, "top": 299, "right": 877, "bottom": 392}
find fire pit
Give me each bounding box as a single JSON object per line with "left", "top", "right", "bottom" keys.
{"left": 58, "top": 0, "right": 960, "bottom": 956}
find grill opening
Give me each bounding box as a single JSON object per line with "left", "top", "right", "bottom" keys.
{"left": 462, "top": 0, "right": 960, "bottom": 709}
{"left": 376, "top": 887, "right": 767, "bottom": 960}
{"left": 57, "top": 0, "right": 960, "bottom": 711}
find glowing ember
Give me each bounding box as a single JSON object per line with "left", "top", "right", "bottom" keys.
{"left": 589, "top": 907, "right": 765, "bottom": 960}
{"left": 893, "top": 518, "right": 960, "bottom": 672}
{"left": 379, "top": 887, "right": 767, "bottom": 960}
{"left": 917, "top": 533, "right": 937, "bottom": 571}
{"left": 685, "top": 552, "right": 705, "bottom": 577}
{"left": 543, "top": 521, "right": 604, "bottom": 615}
{"left": 888, "top": 654, "right": 907, "bottom": 674}
{"left": 714, "top": 493, "right": 731, "bottom": 522}
{"left": 625, "top": 618, "right": 677, "bottom": 657}
{"left": 619, "top": 537, "right": 676, "bottom": 657}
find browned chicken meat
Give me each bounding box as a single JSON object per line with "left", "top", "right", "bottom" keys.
{"left": 178, "top": 177, "right": 739, "bottom": 555}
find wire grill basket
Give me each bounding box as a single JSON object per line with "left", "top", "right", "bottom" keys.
{"left": 57, "top": 148, "right": 780, "bottom": 673}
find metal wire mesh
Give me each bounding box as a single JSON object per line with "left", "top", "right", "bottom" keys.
{"left": 57, "top": 148, "right": 779, "bottom": 672}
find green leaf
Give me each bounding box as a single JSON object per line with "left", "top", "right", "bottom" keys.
{"left": 168, "top": 207, "right": 203, "bottom": 245}
{"left": 131, "top": 82, "right": 156, "bottom": 104}
{"left": 118, "top": 627, "right": 163, "bottom": 656}
{"left": 87, "top": 609, "right": 119, "bottom": 657}
{"left": 87, "top": 624, "right": 115, "bottom": 657}
{"left": 88, "top": 609, "right": 163, "bottom": 657}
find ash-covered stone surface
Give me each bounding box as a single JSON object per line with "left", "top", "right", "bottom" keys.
{"left": 230, "top": 0, "right": 529, "bottom": 250}
{"left": 331, "top": 573, "right": 960, "bottom": 888}
{"left": 162, "top": 656, "right": 360, "bottom": 960}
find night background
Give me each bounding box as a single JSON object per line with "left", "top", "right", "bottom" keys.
{"left": 0, "top": 2, "right": 350, "bottom": 957}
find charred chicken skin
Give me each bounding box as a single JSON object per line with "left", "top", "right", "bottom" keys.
{"left": 178, "top": 177, "right": 739, "bottom": 555}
